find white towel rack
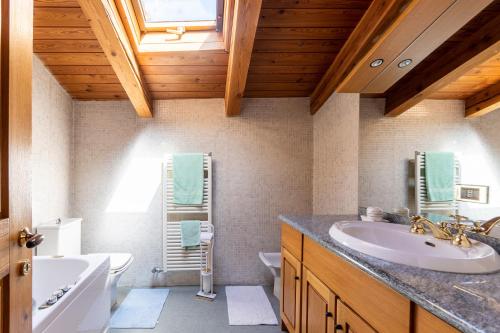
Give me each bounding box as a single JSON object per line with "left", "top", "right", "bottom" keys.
{"left": 162, "top": 153, "right": 214, "bottom": 282}
{"left": 415, "top": 151, "right": 460, "bottom": 215}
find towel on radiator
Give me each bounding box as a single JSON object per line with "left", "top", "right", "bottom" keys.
{"left": 180, "top": 220, "right": 201, "bottom": 248}
{"left": 172, "top": 153, "right": 204, "bottom": 205}
{"left": 425, "top": 152, "right": 455, "bottom": 202}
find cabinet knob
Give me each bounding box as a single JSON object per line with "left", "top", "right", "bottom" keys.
{"left": 325, "top": 311, "right": 333, "bottom": 317}
{"left": 335, "top": 324, "right": 344, "bottom": 332}
{"left": 294, "top": 276, "right": 299, "bottom": 280}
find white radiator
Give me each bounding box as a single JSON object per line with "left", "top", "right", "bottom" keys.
{"left": 415, "top": 151, "right": 460, "bottom": 215}
{"left": 162, "top": 153, "right": 213, "bottom": 272}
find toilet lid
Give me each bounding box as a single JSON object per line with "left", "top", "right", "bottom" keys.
{"left": 108, "top": 253, "right": 133, "bottom": 271}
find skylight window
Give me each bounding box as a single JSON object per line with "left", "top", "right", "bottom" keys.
{"left": 140, "top": 0, "right": 217, "bottom": 24}
{"left": 119, "top": 0, "right": 225, "bottom": 51}
{"left": 134, "top": 0, "right": 222, "bottom": 34}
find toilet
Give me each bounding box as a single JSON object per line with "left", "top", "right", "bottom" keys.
{"left": 258, "top": 252, "right": 281, "bottom": 298}
{"left": 107, "top": 252, "right": 134, "bottom": 307}
{"left": 36, "top": 218, "right": 134, "bottom": 308}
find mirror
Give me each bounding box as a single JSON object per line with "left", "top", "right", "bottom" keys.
{"left": 358, "top": 98, "right": 500, "bottom": 240}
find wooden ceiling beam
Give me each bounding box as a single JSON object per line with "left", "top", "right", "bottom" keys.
{"left": 77, "top": 0, "right": 152, "bottom": 117}
{"left": 465, "top": 82, "right": 500, "bottom": 118}
{"left": 309, "top": 0, "right": 412, "bottom": 114}
{"left": 385, "top": 12, "right": 500, "bottom": 116}
{"left": 224, "top": 0, "right": 262, "bottom": 116}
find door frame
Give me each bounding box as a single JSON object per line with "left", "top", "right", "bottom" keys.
{"left": 1, "top": 0, "right": 34, "bottom": 332}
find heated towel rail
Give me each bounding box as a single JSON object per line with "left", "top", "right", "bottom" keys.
{"left": 415, "top": 151, "right": 460, "bottom": 215}
{"left": 162, "top": 153, "right": 213, "bottom": 273}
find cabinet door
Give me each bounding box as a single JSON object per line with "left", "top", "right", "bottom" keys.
{"left": 281, "top": 247, "right": 301, "bottom": 333}
{"left": 301, "top": 267, "right": 336, "bottom": 333}
{"left": 336, "top": 300, "right": 377, "bottom": 333}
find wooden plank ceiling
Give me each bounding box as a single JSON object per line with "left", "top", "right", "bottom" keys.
{"left": 245, "top": 0, "right": 371, "bottom": 98}
{"left": 428, "top": 2, "right": 500, "bottom": 101}
{"left": 33, "top": 0, "right": 372, "bottom": 101}
{"left": 34, "top": 0, "right": 127, "bottom": 100}
{"left": 383, "top": 0, "right": 500, "bottom": 116}
{"left": 33, "top": 0, "right": 500, "bottom": 117}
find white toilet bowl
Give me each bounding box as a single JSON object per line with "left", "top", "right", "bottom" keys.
{"left": 259, "top": 252, "right": 281, "bottom": 298}
{"left": 107, "top": 253, "right": 134, "bottom": 307}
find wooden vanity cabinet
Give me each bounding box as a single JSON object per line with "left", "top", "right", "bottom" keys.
{"left": 301, "top": 267, "right": 336, "bottom": 333}
{"left": 280, "top": 223, "right": 463, "bottom": 333}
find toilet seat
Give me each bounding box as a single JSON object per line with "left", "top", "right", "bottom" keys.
{"left": 108, "top": 253, "right": 133, "bottom": 274}
{"left": 259, "top": 252, "right": 280, "bottom": 269}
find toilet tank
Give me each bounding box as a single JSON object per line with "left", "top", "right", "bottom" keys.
{"left": 36, "top": 218, "right": 82, "bottom": 256}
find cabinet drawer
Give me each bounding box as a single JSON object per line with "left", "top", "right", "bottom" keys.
{"left": 281, "top": 223, "right": 303, "bottom": 260}
{"left": 414, "top": 305, "right": 460, "bottom": 333}
{"left": 303, "top": 236, "right": 410, "bottom": 333}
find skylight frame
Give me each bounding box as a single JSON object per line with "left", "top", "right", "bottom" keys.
{"left": 130, "top": 0, "right": 223, "bottom": 33}
{"left": 115, "top": 0, "right": 230, "bottom": 54}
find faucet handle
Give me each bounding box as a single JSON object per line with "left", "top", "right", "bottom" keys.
{"left": 449, "top": 214, "right": 469, "bottom": 226}
{"left": 410, "top": 215, "right": 422, "bottom": 223}
{"left": 409, "top": 216, "right": 426, "bottom": 234}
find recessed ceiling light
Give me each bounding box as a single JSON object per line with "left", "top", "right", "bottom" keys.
{"left": 398, "top": 59, "right": 412, "bottom": 68}
{"left": 370, "top": 59, "right": 384, "bottom": 68}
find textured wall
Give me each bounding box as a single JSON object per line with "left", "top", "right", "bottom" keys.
{"left": 313, "top": 93, "right": 360, "bottom": 215}
{"left": 32, "top": 55, "right": 73, "bottom": 227}
{"left": 73, "top": 98, "right": 313, "bottom": 287}
{"left": 359, "top": 98, "right": 500, "bottom": 220}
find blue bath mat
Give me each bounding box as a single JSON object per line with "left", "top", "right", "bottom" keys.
{"left": 110, "top": 288, "right": 170, "bottom": 329}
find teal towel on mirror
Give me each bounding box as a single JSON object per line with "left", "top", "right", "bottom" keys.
{"left": 425, "top": 152, "right": 455, "bottom": 202}
{"left": 172, "top": 153, "right": 204, "bottom": 205}
{"left": 180, "top": 220, "right": 201, "bottom": 248}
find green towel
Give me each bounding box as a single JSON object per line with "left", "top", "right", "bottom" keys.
{"left": 172, "top": 153, "right": 204, "bottom": 205}
{"left": 425, "top": 152, "right": 455, "bottom": 202}
{"left": 180, "top": 220, "right": 201, "bottom": 248}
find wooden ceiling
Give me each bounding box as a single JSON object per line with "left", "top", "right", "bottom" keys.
{"left": 422, "top": 1, "right": 500, "bottom": 100}
{"left": 383, "top": 1, "right": 500, "bottom": 116}
{"left": 245, "top": 0, "right": 371, "bottom": 98}
{"left": 430, "top": 54, "right": 500, "bottom": 100}
{"left": 428, "top": 1, "right": 500, "bottom": 101}
{"left": 33, "top": 0, "right": 500, "bottom": 118}
{"left": 34, "top": 0, "right": 126, "bottom": 100}
{"left": 33, "top": 0, "right": 371, "bottom": 101}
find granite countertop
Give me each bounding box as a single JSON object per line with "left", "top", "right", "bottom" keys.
{"left": 279, "top": 214, "right": 500, "bottom": 333}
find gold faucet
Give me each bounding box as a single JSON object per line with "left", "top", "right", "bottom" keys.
{"left": 410, "top": 216, "right": 453, "bottom": 240}
{"left": 451, "top": 224, "right": 472, "bottom": 248}
{"left": 469, "top": 216, "right": 500, "bottom": 235}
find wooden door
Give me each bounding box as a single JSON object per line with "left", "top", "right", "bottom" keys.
{"left": 281, "top": 247, "right": 301, "bottom": 333}
{"left": 1, "top": 0, "right": 34, "bottom": 332}
{"left": 301, "top": 267, "right": 336, "bottom": 333}
{"left": 336, "top": 300, "right": 377, "bottom": 333}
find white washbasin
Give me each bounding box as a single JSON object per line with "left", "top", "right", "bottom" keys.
{"left": 329, "top": 221, "right": 500, "bottom": 274}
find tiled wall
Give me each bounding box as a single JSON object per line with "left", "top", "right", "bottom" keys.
{"left": 32, "top": 56, "right": 73, "bottom": 227}
{"left": 359, "top": 98, "right": 500, "bottom": 219}
{"left": 313, "top": 93, "right": 360, "bottom": 215}
{"left": 72, "top": 98, "right": 313, "bottom": 286}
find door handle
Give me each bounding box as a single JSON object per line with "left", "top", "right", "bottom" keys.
{"left": 18, "top": 227, "right": 44, "bottom": 248}
{"left": 335, "top": 324, "right": 344, "bottom": 332}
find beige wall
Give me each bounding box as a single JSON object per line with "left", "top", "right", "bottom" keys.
{"left": 32, "top": 56, "right": 73, "bottom": 227}
{"left": 359, "top": 98, "right": 500, "bottom": 219}
{"left": 72, "top": 98, "right": 313, "bottom": 286}
{"left": 313, "top": 93, "right": 360, "bottom": 215}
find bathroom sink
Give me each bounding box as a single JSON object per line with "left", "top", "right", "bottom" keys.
{"left": 329, "top": 221, "right": 500, "bottom": 274}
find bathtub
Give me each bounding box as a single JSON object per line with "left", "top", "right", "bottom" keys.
{"left": 33, "top": 255, "right": 111, "bottom": 333}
